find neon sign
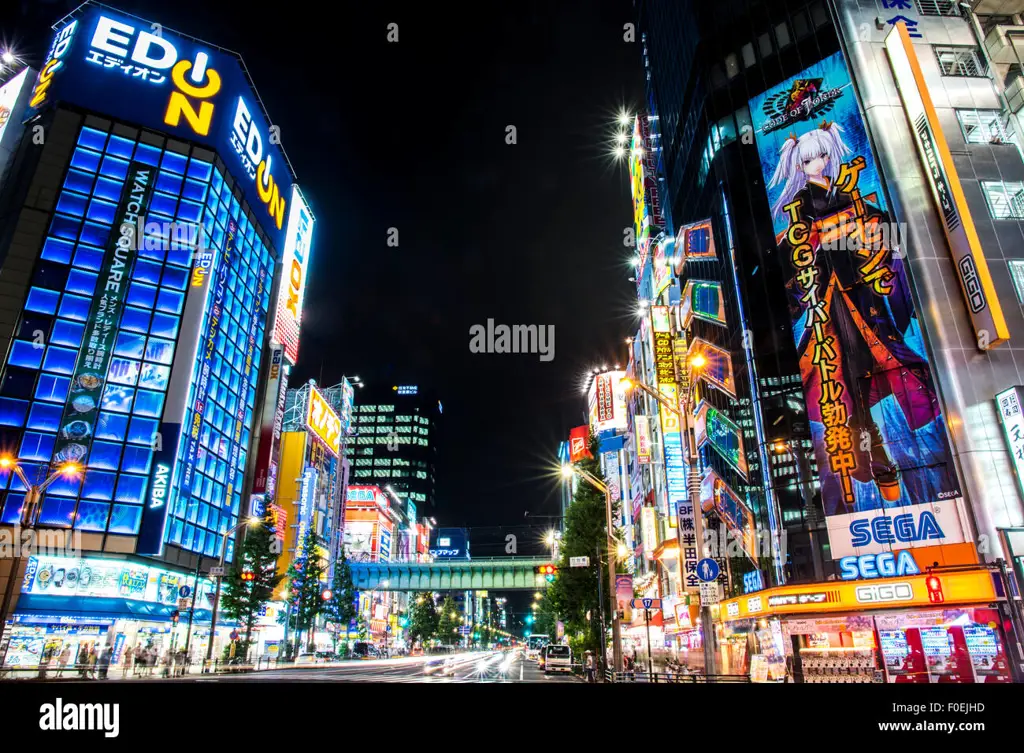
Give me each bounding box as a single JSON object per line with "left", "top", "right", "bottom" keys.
{"left": 29, "top": 20, "right": 77, "bottom": 108}
{"left": 272, "top": 185, "right": 314, "bottom": 365}
{"left": 306, "top": 383, "right": 341, "bottom": 455}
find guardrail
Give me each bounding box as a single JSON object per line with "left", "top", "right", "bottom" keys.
{"left": 598, "top": 667, "right": 751, "bottom": 684}
{"left": 0, "top": 656, "right": 281, "bottom": 680}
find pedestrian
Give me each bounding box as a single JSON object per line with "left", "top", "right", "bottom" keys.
{"left": 97, "top": 645, "right": 111, "bottom": 680}
{"left": 56, "top": 646, "right": 72, "bottom": 677}
{"left": 584, "top": 650, "right": 596, "bottom": 683}
{"left": 122, "top": 645, "right": 134, "bottom": 677}
{"left": 85, "top": 645, "right": 98, "bottom": 679}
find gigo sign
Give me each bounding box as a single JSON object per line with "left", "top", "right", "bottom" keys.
{"left": 28, "top": 7, "right": 295, "bottom": 250}
{"left": 306, "top": 384, "right": 341, "bottom": 455}
{"left": 272, "top": 185, "right": 314, "bottom": 365}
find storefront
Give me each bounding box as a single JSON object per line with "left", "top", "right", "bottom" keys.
{"left": 1, "top": 553, "right": 238, "bottom": 669}
{"left": 717, "top": 568, "right": 1015, "bottom": 683}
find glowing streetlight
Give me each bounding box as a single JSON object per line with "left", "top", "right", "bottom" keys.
{"left": 618, "top": 111, "right": 631, "bottom": 127}
{"left": 1, "top": 51, "right": 14, "bottom": 65}
{"left": 614, "top": 146, "right": 627, "bottom": 159}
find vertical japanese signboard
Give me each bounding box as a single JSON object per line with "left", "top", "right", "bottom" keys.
{"left": 885, "top": 23, "right": 1008, "bottom": 350}
{"left": 997, "top": 387, "right": 1024, "bottom": 503}
{"left": 635, "top": 416, "right": 651, "bottom": 465}
{"left": 749, "top": 51, "right": 964, "bottom": 559}
{"left": 53, "top": 163, "right": 154, "bottom": 470}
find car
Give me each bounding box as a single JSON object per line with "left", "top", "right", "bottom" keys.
{"left": 294, "top": 651, "right": 332, "bottom": 665}
{"left": 543, "top": 644, "right": 572, "bottom": 674}
{"left": 423, "top": 656, "right": 456, "bottom": 676}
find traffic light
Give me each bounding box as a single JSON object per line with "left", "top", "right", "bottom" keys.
{"left": 170, "top": 610, "right": 180, "bottom": 624}
{"left": 525, "top": 614, "right": 534, "bottom": 625}
{"left": 535, "top": 564, "right": 558, "bottom": 583}
{"left": 240, "top": 570, "right": 255, "bottom": 582}
{"left": 321, "top": 589, "right": 333, "bottom": 601}
{"left": 926, "top": 575, "right": 945, "bottom": 604}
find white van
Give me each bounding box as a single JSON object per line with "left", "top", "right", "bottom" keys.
{"left": 543, "top": 644, "right": 572, "bottom": 674}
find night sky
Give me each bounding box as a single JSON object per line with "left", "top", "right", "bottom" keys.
{"left": 3, "top": 0, "right": 646, "bottom": 554}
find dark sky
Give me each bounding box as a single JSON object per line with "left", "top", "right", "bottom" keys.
{"left": 3, "top": 0, "right": 645, "bottom": 550}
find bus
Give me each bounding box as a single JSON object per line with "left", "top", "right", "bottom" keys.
{"left": 526, "top": 634, "right": 550, "bottom": 661}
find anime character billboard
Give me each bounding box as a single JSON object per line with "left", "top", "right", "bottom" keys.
{"left": 748, "top": 52, "right": 965, "bottom": 558}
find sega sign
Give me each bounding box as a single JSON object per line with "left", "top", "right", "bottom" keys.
{"left": 839, "top": 551, "right": 921, "bottom": 580}
{"left": 28, "top": 8, "right": 295, "bottom": 250}
{"left": 826, "top": 500, "right": 967, "bottom": 559}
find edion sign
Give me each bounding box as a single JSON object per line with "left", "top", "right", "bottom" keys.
{"left": 306, "top": 384, "right": 341, "bottom": 455}
{"left": 273, "top": 185, "right": 314, "bottom": 364}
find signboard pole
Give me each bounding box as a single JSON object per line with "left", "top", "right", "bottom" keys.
{"left": 644, "top": 609, "right": 654, "bottom": 681}
{"left": 183, "top": 560, "right": 201, "bottom": 661}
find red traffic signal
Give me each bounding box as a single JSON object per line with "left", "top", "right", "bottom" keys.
{"left": 321, "top": 589, "right": 333, "bottom": 601}
{"left": 170, "top": 610, "right": 180, "bottom": 624}
{"left": 926, "top": 576, "right": 944, "bottom": 604}
{"left": 535, "top": 564, "right": 558, "bottom": 582}
{"left": 241, "top": 570, "right": 255, "bottom": 582}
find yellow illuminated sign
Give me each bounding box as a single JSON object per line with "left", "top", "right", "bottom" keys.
{"left": 720, "top": 568, "right": 998, "bottom": 622}
{"left": 306, "top": 385, "right": 341, "bottom": 455}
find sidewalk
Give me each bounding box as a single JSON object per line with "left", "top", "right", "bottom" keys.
{"left": 3, "top": 659, "right": 280, "bottom": 681}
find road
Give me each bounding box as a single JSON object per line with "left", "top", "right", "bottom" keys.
{"left": 192, "top": 651, "right": 578, "bottom": 683}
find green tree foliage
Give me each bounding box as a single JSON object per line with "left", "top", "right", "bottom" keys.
{"left": 286, "top": 528, "right": 329, "bottom": 651}
{"left": 436, "top": 595, "right": 461, "bottom": 646}
{"left": 221, "top": 514, "right": 285, "bottom": 655}
{"left": 408, "top": 593, "right": 439, "bottom": 646}
{"left": 324, "top": 546, "right": 358, "bottom": 649}
{"left": 547, "top": 433, "right": 619, "bottom": 658}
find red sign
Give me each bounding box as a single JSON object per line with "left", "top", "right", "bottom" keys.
{"left": 569, "top": 426, "right": 591, "bottom": 462}
{"left": 267, "top": 503, "right": 287, "bottom": 542}
{"left": 596, "top": 373, "right": 614, "bottom": 423}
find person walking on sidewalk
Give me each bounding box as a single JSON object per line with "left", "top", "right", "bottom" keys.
{"left": 97, "top": 645, "right": 111, "bottom": 680}
{"left": 584, "top": 650, "right": 596, "bottom": 683}
{"left": 122, "top": 645, "right": 134, "bottom": 677}
{"left": 56, "top": 646, "right": 71, "bottom": 677}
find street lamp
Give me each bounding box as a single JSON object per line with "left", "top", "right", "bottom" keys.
{"left": 0, "top": 456, "right": 82, "bottom": 646}
{"left": 205, "top": 516, "right": 261, "bottom": 664}
{"left": 560, "top": 462, "right": 623, "bottom": 677}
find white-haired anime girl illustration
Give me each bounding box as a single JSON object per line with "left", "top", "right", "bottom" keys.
{"left": 767, "top": 120, "right": 852, "bottom": 221}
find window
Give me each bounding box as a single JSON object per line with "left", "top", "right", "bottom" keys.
{"left": 935, "top": 47, "right": 984, "bottom": 77}
{"left": 774, "top": 22, "right": 792, "bottom": 49}
{"left": 956, "top": 109, "right": 1014, "bottom": 145}
{"left": 915, "top": 0, "right": 959, "bottom": 16}
{"left": 982, "top": 181, "right": 1024, "bottom": 219}
{"left": 758, "top": 32, "right": 773, "bottom": 59}
{"left": 1009, "top": 261, "right": 1024, "bottom": 303}
{"left": 725, "top": 53, "right": 740, "bottom": 80}
{"left": 741, "top": 43, "right": 755, "bottom": 69}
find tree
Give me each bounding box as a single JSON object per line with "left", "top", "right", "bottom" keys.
{"left": 285, "top": 528, "right": 329, "bottom": 652}
{"left": 221, "top": 513, "right": 284, "bottom": 657}
{"left": 324, "top": 546, "right": 358, "bottom": 653}
{"left": 547, "top": 433, "right": 618, "bottom": 660}
{"left": 436, "top": 595, "right": 460, "bottom": 646}
{"left": 408, "top": 592, "right": 439, "bottom": 646}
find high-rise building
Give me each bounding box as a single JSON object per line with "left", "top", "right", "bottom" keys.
{"left": 631, "top": 0, "right": 1024, "bottom": 681}
{"left": 0, "top": 4, "right": 315, "bottom": 666}
{"left": 346, "top": 384, "right": 440, "bottom": 514}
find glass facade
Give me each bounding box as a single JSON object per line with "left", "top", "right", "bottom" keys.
{"left": 0, "top": 122, "right": 272, "bottom": 561}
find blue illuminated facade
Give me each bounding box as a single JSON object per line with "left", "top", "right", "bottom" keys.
{"left": 0, "top": 123, "right": 272, "bottom": 560}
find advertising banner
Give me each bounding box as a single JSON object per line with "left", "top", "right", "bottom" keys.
{"left": 138, "top": 207, "right": 220, "bottom": 555}
{"left": 681, "top": 280, "right": 726, "bottom": 328}
{"left": 51, "top": 162, "right": 155, "bottom": 469}
{"left": 272, "top": 185, "right": 315, "bottom": 364}
{"left": 635, "top": 415, "right": 651, "bottom": 465}
{"left": 884, "top": 24, "right": 1008, "bottom": 349}
{"left": 28, "top": 7, "right": 295, "bottom": 250}
{"left": 252, "top": 346, "right": 284, "bottom": 496}
{"left": 569, "top": 425, "right": 591, "bottom": 462}
{"left": 703, "top": 406, "right": 749, "bottom": 479}
{"left": 676, "top": 218, "right": 717, "bottom": 273}
{"left": 179, "top": 219, "right": 239, "bottom": 503}
{"left": 616, "top": 574, "right": 634, "bottom": 623}
{"left": 996, "top": 387, "right": 1024, "bottom": 502}
{"left": 701, "top": 469, "right": 757, "bottom": 561}
{"left": 295, "top": 467, "right": 317, "bottom": 554}
{"left": 588, "top": 371, "right": 627, "bottom": 434}
{"left": 306, "top": 383, "right": 342, "bottom": 455}
{"left": 748, "top": 51, "right": 963, "bottom": 556}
